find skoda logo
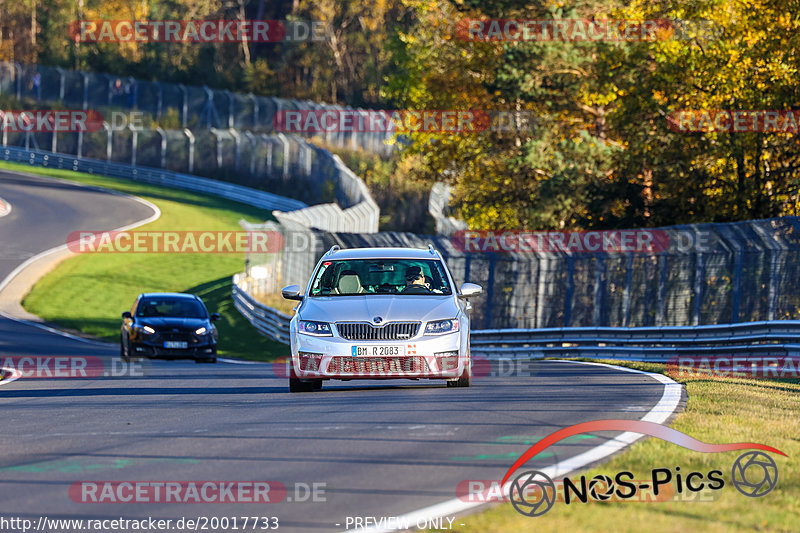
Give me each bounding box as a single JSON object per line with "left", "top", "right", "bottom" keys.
{"left": 373, "top": 316, "right": 383, "bottom": 324}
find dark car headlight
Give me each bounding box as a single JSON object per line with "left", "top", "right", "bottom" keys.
{"left": 425, "top": 319, "right": 460, "bottom": 335}
{"left": 298, "top": 320, "right": 333, "bottom": 336}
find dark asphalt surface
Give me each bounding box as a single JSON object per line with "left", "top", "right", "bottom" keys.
{"left": 0, "top": 171, "right": 672, "bottom": 532}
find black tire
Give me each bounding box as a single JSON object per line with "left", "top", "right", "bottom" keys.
{"left": 120, "top": 335, "right": 130, "bottom": 362}
{"left": 195, "top": 357, "right": 217, "bottom": 364}
{"left": 289, "top": 378, "right": 315, "bottom": 393}
{"left": 447, "top": 368, "right": 471, "bottom": 388}
{"left": 312, "top": 379, "right": 323, "bottom": 390}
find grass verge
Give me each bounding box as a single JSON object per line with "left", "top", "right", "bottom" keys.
{"left": 452, "top": 360, "right": 799, "bottom": 532}
{"left": 1, "top": 161, "right": 288, "bottom": 362}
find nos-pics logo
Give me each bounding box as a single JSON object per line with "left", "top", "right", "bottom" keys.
{"left": 501, "top": 420, "right": 785, "bottom": 517}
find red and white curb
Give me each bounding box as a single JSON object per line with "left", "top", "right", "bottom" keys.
{"left": 0, "top": 196, "right": 10, "bottom": 218}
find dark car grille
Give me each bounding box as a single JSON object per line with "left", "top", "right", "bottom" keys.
{"left": 336, "top": 322, "right": 420, "bottom": 341}
{"left": 158, "top": 331, "right": 196, "bottom": 342}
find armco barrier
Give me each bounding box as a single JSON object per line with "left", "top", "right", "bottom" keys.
{"left": 1, "top": 145, "right": 307, "bottom": 212}
{"left": 232, "top": 276, "right": 292, "bottom": 344}
{"left": 231, "top": 277, "right": 800, "bottom": 361}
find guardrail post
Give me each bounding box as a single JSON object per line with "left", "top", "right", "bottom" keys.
{"left": 248, "top": 93, "right": 259, "bottom": 129}
{"left": 156, "top": 82, "right": 163, "bottom": 119}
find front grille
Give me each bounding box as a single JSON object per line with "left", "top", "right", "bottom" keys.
{"left": 336, "top": 322, "right": 420, "bottom": 341}
{"left": 158, "top": 331, "right": 196, "bottom": 342}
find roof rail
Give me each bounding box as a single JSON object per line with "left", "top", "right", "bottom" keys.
{"left": 326, "top": 245, "right": 341, "bottom": 256}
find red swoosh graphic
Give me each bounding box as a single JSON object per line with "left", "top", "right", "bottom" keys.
{"left": 500, "top": 419, "right": 786, "bottom": 486}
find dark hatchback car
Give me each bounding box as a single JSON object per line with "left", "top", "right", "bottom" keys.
{"left": 121, "top": 293, "right": 220, "bottom": 363}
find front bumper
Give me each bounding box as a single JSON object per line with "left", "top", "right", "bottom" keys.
{"left": 291, "top": 332, "right": 465, "bottom": 379}
{"left": 131, "top": 340, "right": 217, "bottom": 359}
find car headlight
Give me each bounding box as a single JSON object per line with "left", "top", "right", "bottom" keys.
{"left": 299, "top": 320, "right": 333, "bottom": 336}
{"left": 425, "top": 319, "right": 460, "bottom": 335}
{"left": 141, "top": 325, "right": 156, "bottom": 335}
{"left": 195, "top": 326, "right": 207, "bottom": 335}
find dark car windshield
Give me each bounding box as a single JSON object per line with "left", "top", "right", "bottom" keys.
{"left": 136, "top": 298, "right": 207, "bottom": 318}
{"left": 309, "top": 259, "right": 452, "bottom": 296}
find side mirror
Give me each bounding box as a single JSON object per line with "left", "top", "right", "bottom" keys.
{"left": 281, "top": 285, "right": 304, "bottom": 301}
{"left": 458, "top": 282, "right": 483, "bottom": 298}
{"left": 210, "top": 313, "right": 221, "bottom": 322}
{"left": 122, "top": 311, "right": 132, "bottom": 319}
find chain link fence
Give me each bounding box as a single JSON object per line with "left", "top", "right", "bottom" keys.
{"left": 238, "top": 217, "right": 800, "bottom": 329}
{"left": 0, "top": 61, "right": 394, "bottom": 157}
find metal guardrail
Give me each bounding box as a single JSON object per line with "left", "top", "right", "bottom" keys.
{"left": 232, "top": 277, "right": 292, "bottom": 344}
{"left": 1, "top": 145, "right": 307, "bottom": 213}
{"left": 231, "top": 277, "right": 800, "bottom": 361}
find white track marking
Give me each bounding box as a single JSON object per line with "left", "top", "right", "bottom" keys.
{"left": 0, "top": 175, "right": 161, "bottom": 345}
{"left": 339, "top": 359, "right": 683, "bottom": 532}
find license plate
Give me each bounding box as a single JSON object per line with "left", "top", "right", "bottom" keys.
{"left": 164, "top": 341, "right": 188, "bottom": 349}
{"left": 351, "top": 345, "right": 405, "bottom": 357}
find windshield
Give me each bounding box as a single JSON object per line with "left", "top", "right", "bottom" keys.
{"left": 136, "top": 298, "right": 207, "bottom": 318}
{"left": 309, "top": 259, "right": 452, "bottom": 296}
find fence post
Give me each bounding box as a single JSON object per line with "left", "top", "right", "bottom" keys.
{"left": 731, "top": 249, "right": 743, "bottom": 323}
{"left": 179, "top": 84, "right": 188, "bottom": 128}
{"left": 184, "top": 128, "right": 195, "bottom": 173}
{"left": 692, "top": 252, "right": 704, "bottom": 325}
{"left": 210, "top": 128, "right": 224, "bottom": 168}
{"left": 244, "top": 131, "right": 257, "bottom": 175}
{"left": 156, "top": 127, "right": 167, "bottom": 168}
{"left": 225, "top": 90, "right": 235, "bottom": 128}
{"left": 55, "top": 67, "right": 66, "bottom": 100}
{"left": 657, "top": 255, "right": 667, "bottom": 325}
{"left": 623, "top": 255, "right": 634, "bottom": 326}
{"left": 229, "top": 128, "right": 241, "bottom": 170}
{"left": 248, "top": 93, "right": 259, "bottom": 129}
{"left": 592, "top": 255, "right": 606, "bottom": 326}
{"left": 156, "top": 82, "right": 163, "bottom": 119}
{"left": 104, "top": 121, "right": 112, "bottom": 160}
{"left": 51, "top": 130, "right": 57, "bottom": 153}
{"left": 485, "top": 254, "right": 496, "bottom": 329}
{"left": 13, "top": 62, "right": 21, "bottom": 100}
{"left": 81, "top": 72, "right": 89, "bottom": 110}
{"left": 129, "top": 123, "right": 138, "bottom": 167}
{"left": 563, "top": 255, "right": 575, "bottom": 327}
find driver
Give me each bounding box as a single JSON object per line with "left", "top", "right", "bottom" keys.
{"left": 401, "top": 266, "right": 431, "bottom": 294}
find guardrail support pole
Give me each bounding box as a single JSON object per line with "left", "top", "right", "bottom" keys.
{"left": 184, "top": 128, "right": 195, "bottom": 173}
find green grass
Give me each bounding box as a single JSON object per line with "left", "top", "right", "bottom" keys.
{"left": 451, "top": 360, "right": 800, "bottom": 533}
{"left": 1, "top": 161, "right": 288, "bottom": 361}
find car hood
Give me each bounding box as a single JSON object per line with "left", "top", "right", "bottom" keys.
{"left": 298, "top": 295, "right": 460, "bottom": 324}
{"left": 136, "top": 317, "right": 209, "bottom": 331}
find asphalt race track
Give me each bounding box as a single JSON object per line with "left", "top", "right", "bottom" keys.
{"left": 0, "top": 170, "right": 679, "bottom": 532}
